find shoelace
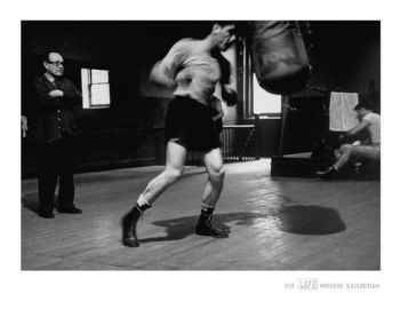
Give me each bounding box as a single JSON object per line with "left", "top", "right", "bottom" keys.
{"left": 207, "top": 215, "right": 230, "bottom": 233}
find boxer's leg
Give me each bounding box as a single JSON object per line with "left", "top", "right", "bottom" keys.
{"left": 196, "top": 147, "right": 229, "bottom": 238}
{"left": 141, "top": 141, "right": 187, "bottom": 204}
{"left": 121, "top": 141, "right": 187, "bottom": 247}
{"left": 201, "top": 147, "right": 225, "bottom": 207}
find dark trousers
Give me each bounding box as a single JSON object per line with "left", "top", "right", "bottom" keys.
{"left": 37, "top": 138, "right": 76, "bottom": 213}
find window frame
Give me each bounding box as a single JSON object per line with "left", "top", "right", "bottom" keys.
{"left": 81, "top": 67, "right": 111, "bottom": 110}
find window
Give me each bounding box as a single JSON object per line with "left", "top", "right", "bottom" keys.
{"left": 81, "top": 68, "right": 111, "bottom": 109}
{"left": 252, "top": 73, "right": 282, "bottom": 116}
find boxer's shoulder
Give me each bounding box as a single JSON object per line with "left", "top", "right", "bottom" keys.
{"left": 173, "top": 38, "right": 194, "bottom": 49}
{"left": 167, "top": 39, "right": 194, "bottom": 60}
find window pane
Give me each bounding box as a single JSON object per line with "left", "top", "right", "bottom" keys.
{"left": 91, "top": 69, "right": 109, "bottom": 83}
{"left": 81, "top": 68, "right": 90, "bottom": 109}
{"left": 253, "top": 74, "right": 281, "bottom": 114}
{"left": 90, "top": 84, "right": 110, "bottom": 105}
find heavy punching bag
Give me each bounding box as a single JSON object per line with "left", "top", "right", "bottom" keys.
{"left": 251, "top": 21, "right": 310, "bottom": 94}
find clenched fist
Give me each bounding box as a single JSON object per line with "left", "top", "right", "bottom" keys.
{"left": 222, "top": 86, "right": 238, "bottom": 106}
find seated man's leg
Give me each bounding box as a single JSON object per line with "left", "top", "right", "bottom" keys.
{"left": 318, "top": 144, "right": 380, "bottom": 179}
{"left": 317, "top": 143, "right": 353, "bottom": 178}
{"left": 348, "top": 145, "right": 380, "bottom": 161}
{"left": 121, "top": 141, "right": 187, "bottom": 247}
{"left": 346, "top": 145, "right": 380, "bottom": 175}
{"left": 333, "top": 144, "right": 354, "bottom": 171}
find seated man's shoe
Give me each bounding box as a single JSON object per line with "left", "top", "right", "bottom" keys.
{"left": 57, "top": 205, "right": 83, "bottom": 214}
{"left": 195, "top": 215, "right": 230, "bottom": 238}
{"left": 121, "top": 206, "right": 142, "bottom": 247}
{"left": 316, "top": 166, "right": 339, "bottom": 179}
{"left": 38, "top": 210, "right": 55, "bottom": 219}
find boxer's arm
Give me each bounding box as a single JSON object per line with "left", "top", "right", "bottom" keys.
{"left": 218, "top": 53, "right": 238, "bottom": 106}
{"left": 210, "top": 96, "right": 224, "bottom": 121}
{"left": 150, "top": 61, "right": 177, "bottom": 88}
{"left": 150, "top": 40, "right": 187, "bottom": 88}
{"left": 210, "top": 96, "right": 224, "bottom": 133}
{"left": 221, "top": 84, "right": 238, "bottom": 106}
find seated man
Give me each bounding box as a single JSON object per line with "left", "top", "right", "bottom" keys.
{"left": 317, "top": 100, "right": 380, "bottom": 179}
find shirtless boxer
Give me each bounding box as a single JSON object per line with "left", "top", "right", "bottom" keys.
{"left": 121, "top": 22, "right": 237, "bottom": 247}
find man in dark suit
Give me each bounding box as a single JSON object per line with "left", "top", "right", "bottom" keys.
{"left": 32, "top": 51, "right": 82, "bottom": 218}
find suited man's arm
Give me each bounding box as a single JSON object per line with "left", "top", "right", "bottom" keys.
{"left": 63, "top": 79, "right": 82, "bottom": 107}
{"left": 33, "top": 78, "right": 63, "bottom": 110}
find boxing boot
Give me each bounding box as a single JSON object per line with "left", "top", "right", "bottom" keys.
{"left": 121, "top": 203, "right": 151, "bottom": 247}
{"left": 195, "top": 208, "right": 230, "bottom": 238}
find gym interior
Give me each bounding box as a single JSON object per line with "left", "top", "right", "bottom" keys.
{"left": 21, "top": 21, "right": 380, "bottom": 270}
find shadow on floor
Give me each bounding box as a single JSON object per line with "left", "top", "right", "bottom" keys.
{"left": 276, "top": 204, "right": 346, "bottom": 235}
{"left": 140, "top": 205, "right": 346, "bottom": 243}
{"left": 22, "top": 193, "right": 40, "bottom": 214}
{"left": 140, "top": 212, "right": 266, "bottom": 244}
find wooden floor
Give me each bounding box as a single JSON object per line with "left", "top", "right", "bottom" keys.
{"left": 21, "top": 159, "right": 380, "bottom": 270}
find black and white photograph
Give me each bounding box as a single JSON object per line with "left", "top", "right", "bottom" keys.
{"left": 2, "top": 0, "right": 399, "bottom": 308}
{"left": 21, "top": 19, "right": 380, "bottom": 271}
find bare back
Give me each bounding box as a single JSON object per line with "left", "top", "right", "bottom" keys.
{"left": 159, "top": 39, "right": 221, "bottom": 105}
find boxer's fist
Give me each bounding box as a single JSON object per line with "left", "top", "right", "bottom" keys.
{"left": 222, "top": 85, "right": 238, "bottom": 106}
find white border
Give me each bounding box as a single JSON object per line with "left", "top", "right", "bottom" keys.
{"left": 2, "top": 0, "right": 399, "bottom": 308}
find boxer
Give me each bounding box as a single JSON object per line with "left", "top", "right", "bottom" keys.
{"left": 121, "top": 22, "right": 237, "bottom": 247}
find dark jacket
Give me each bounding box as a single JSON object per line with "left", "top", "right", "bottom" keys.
{"left": 32, "top": 74, "right": 81, "bottom": 144}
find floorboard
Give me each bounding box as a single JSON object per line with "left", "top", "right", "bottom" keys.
{"left": 21, "top": 160, "right": 380, "bottom": 270}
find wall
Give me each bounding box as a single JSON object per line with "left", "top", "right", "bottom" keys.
{"left": 270, "top": 21, "right": 381, "bottom": 156}
{"left": 21, "top": 21, "right": 380, "bottom": 175}
{"left": 22, "top": 22, "right": 172, "bottom": 177}
{"left": 21, "top": 21, "right": 240, "bottom": 177}
{"left": 307, "top": 21, "right": 380, "bottom": 100}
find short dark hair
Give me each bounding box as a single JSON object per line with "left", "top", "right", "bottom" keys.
{"left": 213, "top": 20, "right": 237, "bottom": 27}
{"left": 214, "top": 21, "right": 250, "bottom": 38}
{"left": 354, "top": 95, "right": 373, "bottom": 111}
{"left": 183, "top": 21, "right": 238, "bottom": 39}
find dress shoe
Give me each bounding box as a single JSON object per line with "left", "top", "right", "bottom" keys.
{"left": 316, "top": 166, "right": 339, "bottom": 179}
{"left": 38, "top": 210, "right": 55, "bottom": 219}
{"left": 57, "top": 206, "right": 83, "bottom": 214}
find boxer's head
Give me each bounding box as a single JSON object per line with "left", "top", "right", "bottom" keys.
{"left": 43, "top": 51, "right": 64, "bottom": 77}
{"left": 210, "top": 22, "right": 236, "bottom": 51}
